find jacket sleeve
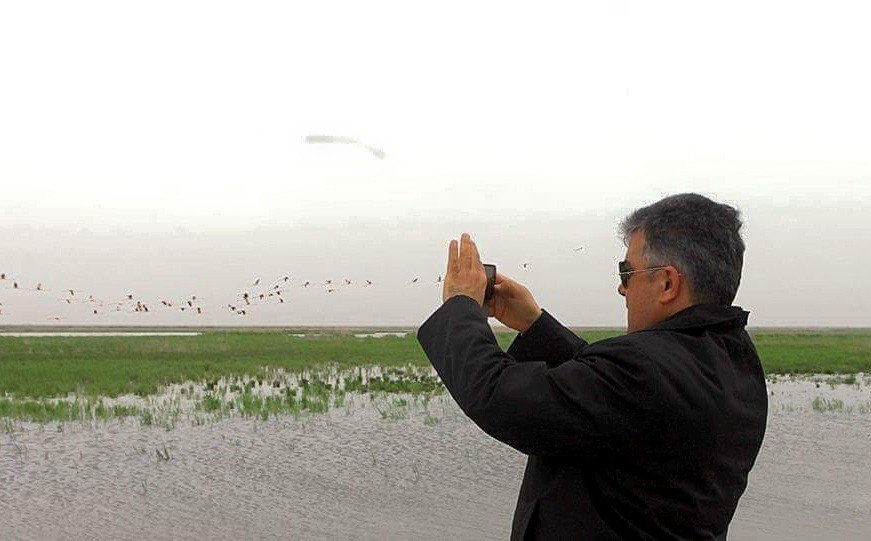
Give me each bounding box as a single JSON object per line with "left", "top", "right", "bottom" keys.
{"left": 505, "top": 307, "right": 588, "bottom": 368}
{"left": 416, "top": 294, "right": 658, "bottom": 458}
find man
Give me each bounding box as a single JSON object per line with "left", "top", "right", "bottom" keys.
{"left": 416, "top": 193, "right": 768, "bottom": 539}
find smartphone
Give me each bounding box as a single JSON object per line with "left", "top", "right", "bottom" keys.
{"left": 483, "top": 264, "right": 496, "bottom": 301}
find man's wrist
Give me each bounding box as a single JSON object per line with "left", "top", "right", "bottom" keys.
{"left": 520, "top": 309, "right": 544, "bottom": 336}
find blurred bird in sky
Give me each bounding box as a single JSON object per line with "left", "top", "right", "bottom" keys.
{"left": 304, "top": 135, "right": 386, "bottom": 160}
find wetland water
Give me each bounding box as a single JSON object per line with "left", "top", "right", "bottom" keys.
{"left": 2, "top": 370, "right": 870, "bottom": 540}
{"left": 0, "top": 332, "right": 201, "bottom": 337}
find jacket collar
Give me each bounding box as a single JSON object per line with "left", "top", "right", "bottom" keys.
{"left": 641, "top": 303, "right": 749, "bottom": 332}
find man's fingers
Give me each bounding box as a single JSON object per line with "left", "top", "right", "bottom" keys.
{"left": 460, "top": 232, "right": 480, "bottom": 270}
{"left": 447, "top": 239, "right": 458, "bottom": 274}
{"left": 468, "top": 234, "right": 481, "bottom": 266}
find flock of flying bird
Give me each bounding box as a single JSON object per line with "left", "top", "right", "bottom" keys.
{"left": 0, "top": 247, "right": 585, "bottom": 321}
{"left": 1, "top": 136, "right": 590, "bottom": 321}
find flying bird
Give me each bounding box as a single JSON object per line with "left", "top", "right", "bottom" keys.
{"left": 251, "top": 278, "right": 260, "bottom": 287}
{"left": 304, "top": 135, "right": 386, "bottom": 160}
{"left": 408, "top": 277, "right": 419, "bottom": 284}
{"left": 573, "top": 246, "right": 584, "bottom": 251}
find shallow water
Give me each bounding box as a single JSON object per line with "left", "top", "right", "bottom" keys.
{"left": 0, "top": 332, "right": 201, "bottom": 337}
{"left": 287, "top": 332, "right": 409, "bottom": 338}
{"left": 353, "top": 332, "right": 409, "bottom": 338}
{"left": 1, "top": 374, "right": 870, "bottom": 540}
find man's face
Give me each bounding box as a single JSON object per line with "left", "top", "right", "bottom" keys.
{"left": 617, "top": 230, "right": 660, "bottom": 333}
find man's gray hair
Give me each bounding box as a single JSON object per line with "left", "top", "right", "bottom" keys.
{"left": 618, "top": 193, "right": 745, "bottom": 306}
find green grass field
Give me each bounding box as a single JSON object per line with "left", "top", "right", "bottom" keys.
{"left": 1, "top": 328, "right": 870, "bottom": 401}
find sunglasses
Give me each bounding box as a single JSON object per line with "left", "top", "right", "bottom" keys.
{"left": 618, "top": 260, "right": 680, "bottom": 288}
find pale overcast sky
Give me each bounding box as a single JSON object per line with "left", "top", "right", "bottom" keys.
{"left": 1, "top": 1, "right": 869, "bottom": 327}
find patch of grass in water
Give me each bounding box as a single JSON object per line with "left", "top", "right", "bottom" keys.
{"left": 810, "top": 396, "right": 852, "bottom": 413}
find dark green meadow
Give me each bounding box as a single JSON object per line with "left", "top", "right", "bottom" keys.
{"left": 1, "top": 328, "right": 870, "bottom": 401}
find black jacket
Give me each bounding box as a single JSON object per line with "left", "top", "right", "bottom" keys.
{"left": 416, "top": 295, "right": 768, "bottom": 540}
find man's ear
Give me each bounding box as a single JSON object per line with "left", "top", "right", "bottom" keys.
{"left": 658, "top": 267, "right": 681, "bottom": 303}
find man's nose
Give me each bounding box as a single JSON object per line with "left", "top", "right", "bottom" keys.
{"left": 618, "top": 284, "right": 626, "bottom": 297}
